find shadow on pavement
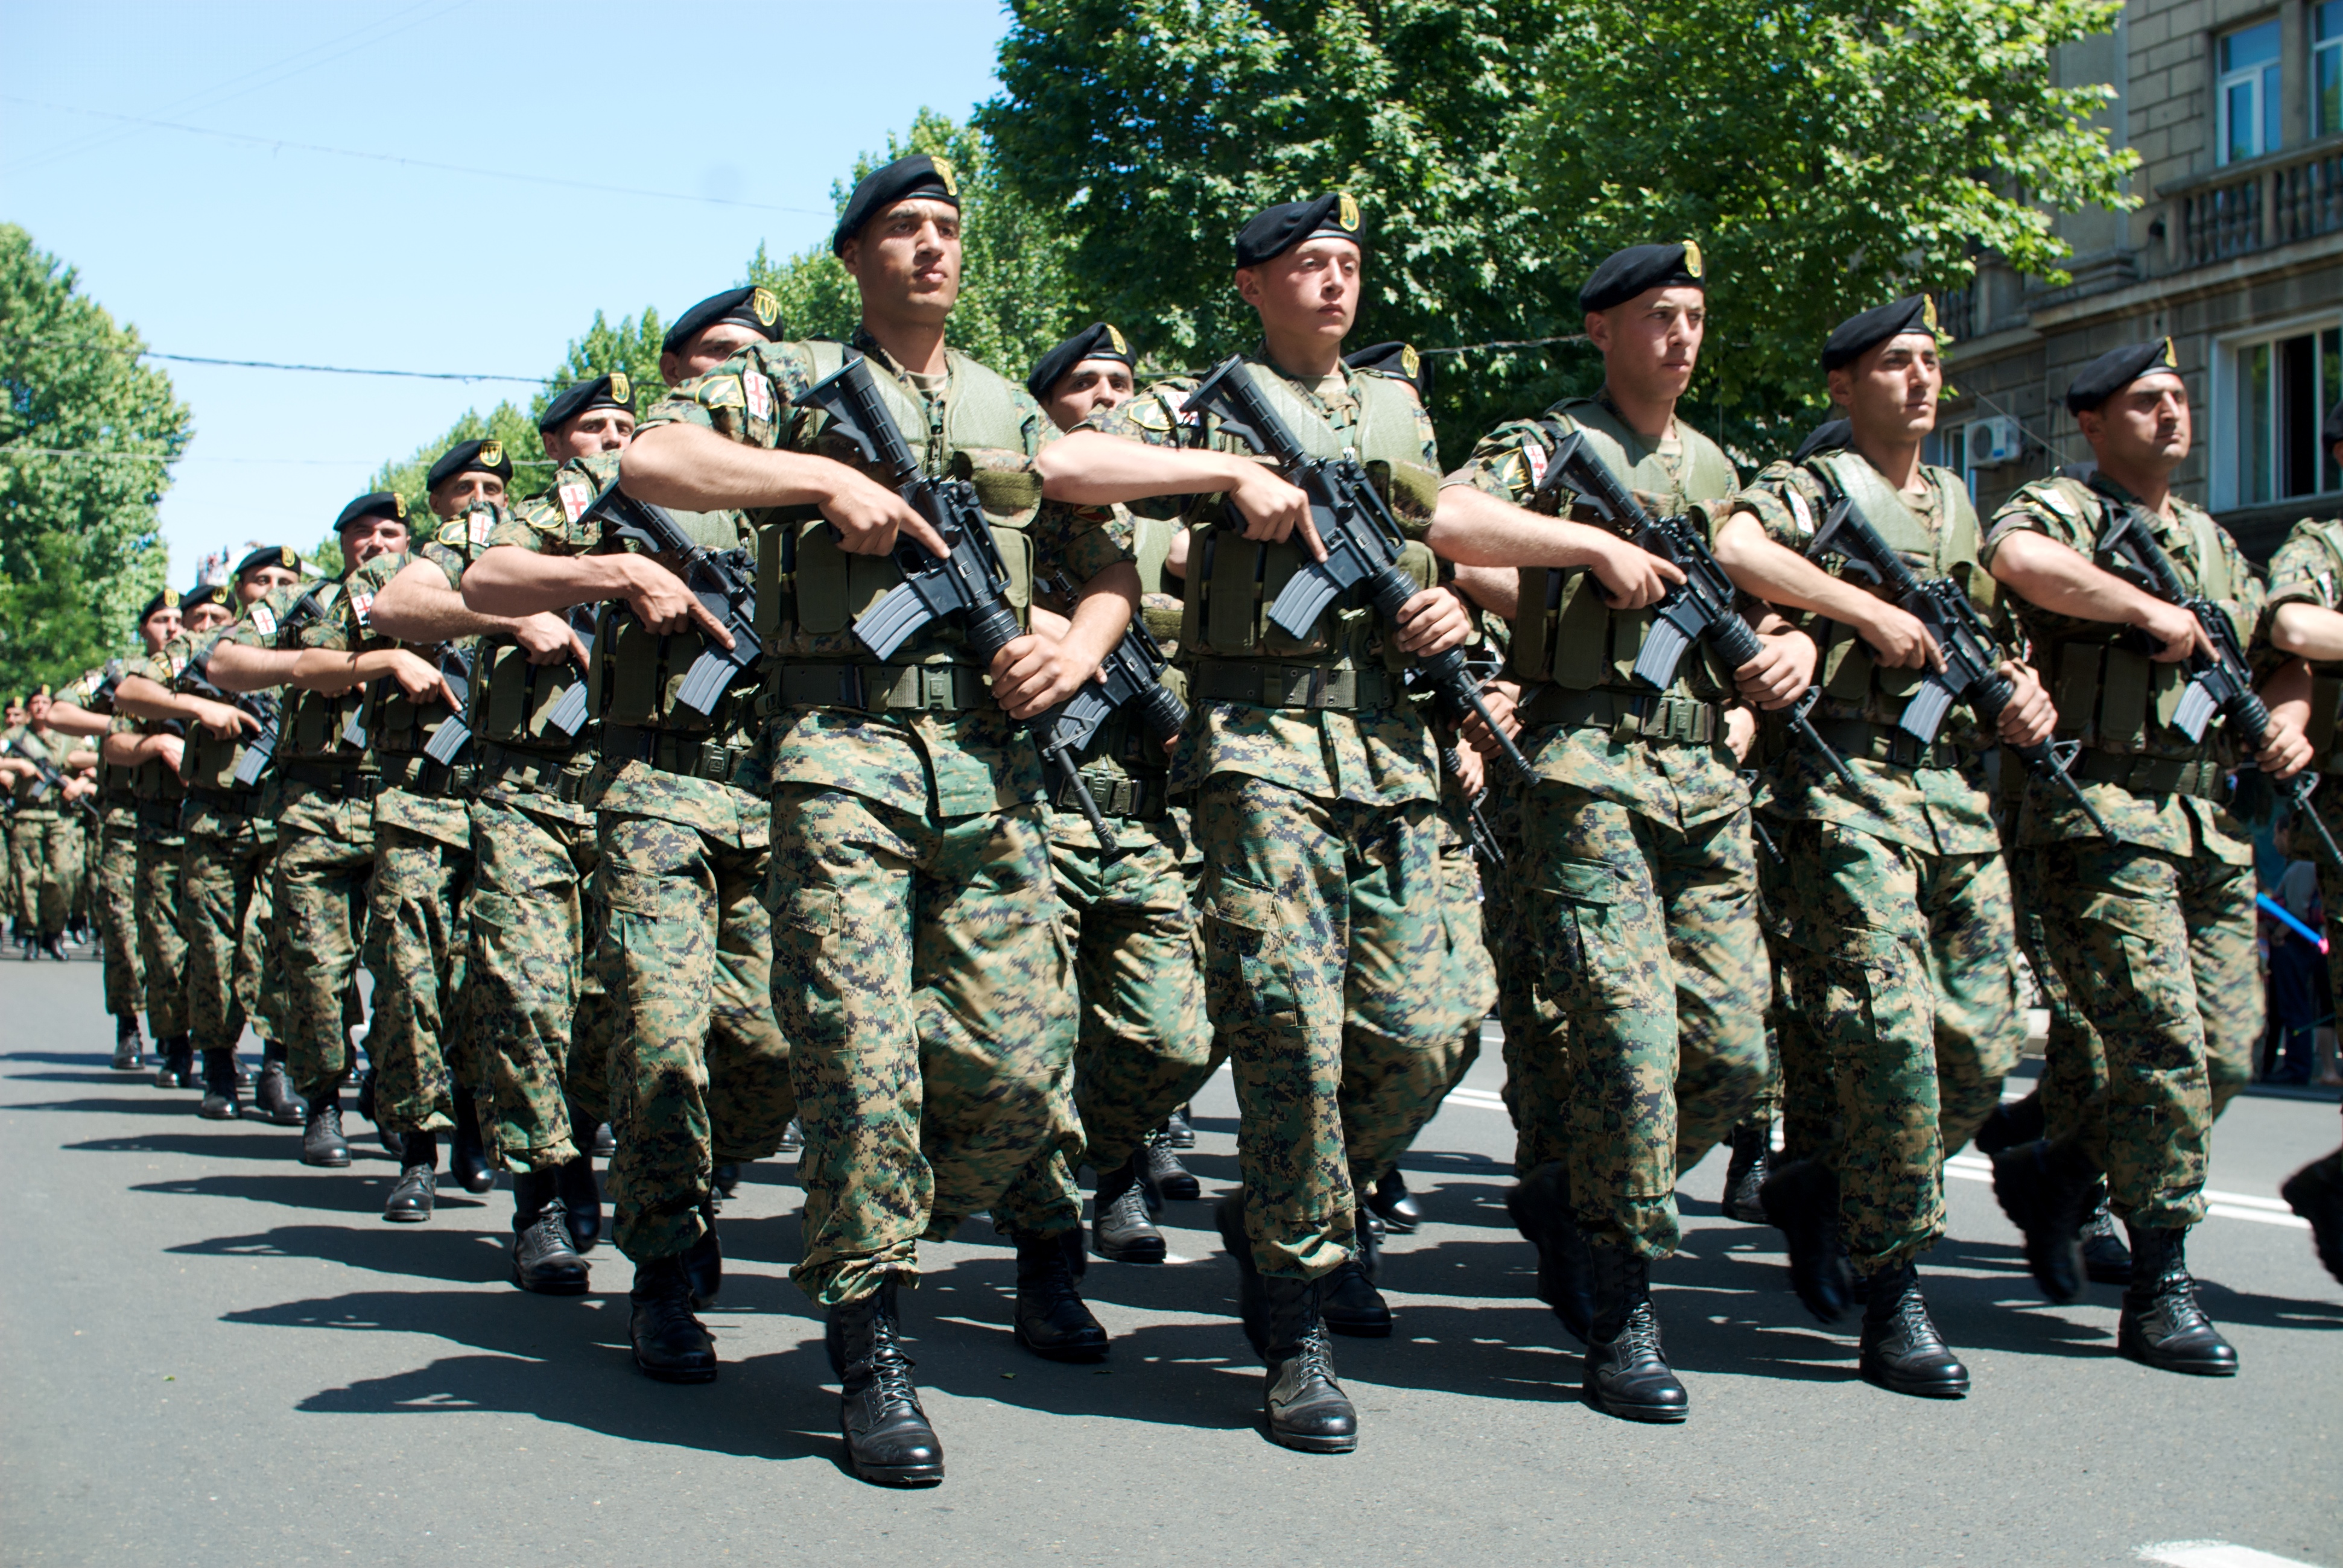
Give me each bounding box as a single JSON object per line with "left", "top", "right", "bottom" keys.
{"left": 131, "top": 1170, "right": 493, "bottom": 1216}
{"left": 170, "top": 1223, "right": 516, "bottom": 1285}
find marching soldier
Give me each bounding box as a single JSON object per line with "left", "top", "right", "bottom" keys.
{"left": 51, "top": 625, "right": 165, "bottom": 1064}
{"left": 3, "top": 688, "right": 89, "bottom": 961}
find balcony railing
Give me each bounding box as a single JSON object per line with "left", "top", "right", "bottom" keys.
{"left": 2168, "top": 136, "right": 2343, "bottom": 270}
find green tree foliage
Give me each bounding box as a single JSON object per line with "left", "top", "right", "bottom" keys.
{"left": 0, "top": 224, "right": 189, "bottom": 697}
{"left": 367, "top": 402, "right": 545, "bottom": 525}
{"left": 980, "top": 0, "right": 2135, "bottom": 458}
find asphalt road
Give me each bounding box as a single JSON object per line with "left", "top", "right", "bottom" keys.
{"left": 2, "top": 951, "right": 2338, "bottom": 1568}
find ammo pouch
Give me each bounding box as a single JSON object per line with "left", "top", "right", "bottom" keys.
{"left": 473, "top": 642, "right": 586, "bottom": 750}
{"left": 2041, "top": 632, "right": 2232, "bottom": 766}
{"left": 1515, "top": 685, "right": 1722, "bottom": 745}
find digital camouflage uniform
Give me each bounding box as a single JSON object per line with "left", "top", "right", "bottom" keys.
{"left": 63, "top": 665, "right": 147, "bottom": 1018}
{"left": 106, "top": 662, "right": 192, "bottom": 1043}
{"left": 1983, "top": 473, "right": 2263, "bottom": 1228}
{"left": 478, "top": 452, "right": 793, "bottom": 1265}
{"left": 2258, "top": 516, "right": 2343, "bottom": 1053}
{"left": 1097, "top": 353, "right": 1475, "bottom": 1281}
{"left": 4, "top": 722, "right": 82, "bottom": 940}
{"left": 1450, "top": 394, "right": 1768, "bottom": 1257}
{"left": 646, "top": 329, "right": 1127, "bottom": 1305}
{"left": 452, "top": 484, "right": 610, "bottom": 1172}
{"left": 228, "top": 577, "right": 375, "bottom": 1102}
{"left": 1739, "top": 449, "right": 2023, "bottom": 1274}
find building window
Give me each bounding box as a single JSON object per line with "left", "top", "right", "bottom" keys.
{"left": 2217, "top": 19, "right": 2282, "bottom": 165}
{"left": 2319, "top": 2, "right": 2343, "bottom": 138}
{"left": 2236, "top": 326, "right": 2343, "bottom": 505}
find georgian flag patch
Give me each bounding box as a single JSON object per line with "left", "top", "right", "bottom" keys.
{"left": 249, "top": 604, "right": 277, "bottom": 637}
{"left": 350, "top": 590, "right": 375, "bottom": 628}
{"left": 1521, "top": 440, "right": 1549, "bottom": 492}
{"left": 1787, "top": 488, "right": 1815, "bottom": 536}
{"left": 745, "top": 371, "right": 773, "bottom": 421}
{"left": 469, "top": 510, "right": 495, "bottom": 548}
{"left": 559, "top": 480, "right": 592, "bottom": 523}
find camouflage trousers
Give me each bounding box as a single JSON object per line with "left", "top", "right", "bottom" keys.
{"left": 601, "top": 797, "right": 794, "bottom": 1265}
{"left": 273, "top": 786, "right": 376, "bottom": 1099}
{"left": 2011, "top": 833, "right": 2258, "bottom": 1228}
{"left": 367, "top": 808, "right": 473, "bottom": 1134}
{"left": 182, "top": 815, "right": 282, "bottom": 1055}
{"left": 1481, "top": 779, "right": 1573, "bottom": 1175}
{"left": 135, "top": 823, "right": 189, "bottom": 1040}
{"left": 95, "top": 806, "right": 144, "bottom": 1017}
{"left": 1197, "top": 775, "right": 1471, "bottom": 1282}
{"left": 11, "top": 811, "right": 78, "bottom": 938}
{"left": 1520, "top": 785, "right": 1769, "bottom": 1259}
{"left": 769, "top": 784, "right": 1074, "bottom": 1307}
{"left": 1433, "top": 795, "right": 1500, "bottom": 1103}
{"left": 469, "top": 785, "right": 607, "bottom": 1171}
{"left": 1764, "top": 820, "right": 2021, "bottom": 1272}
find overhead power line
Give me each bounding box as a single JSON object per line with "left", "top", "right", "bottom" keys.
{"left": 147, "top": 351, "right": 543, "bottom": 384}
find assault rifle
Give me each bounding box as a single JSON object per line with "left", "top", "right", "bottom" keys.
{"left": 180, "top": 636, "right": 283, "bottom": 789}
{"left": 542, "top": 602, "right": 600, "bottom": 738}
{"left": 1404, "top": 648, "right": 1507, "bottom": 868}
{"left": 1738, "top": 770, "right": 1784, "bottom": 866}
{"left": 578, "top": 482, "right": 763, "bottom": 715}
{"left": 2095, "top": 487, "right": 2342, "bottom": 867}
{"left": 1180, "top": 356, "right": 1532, "bottom": 785}
{"left": 1804, "top": 482, "right": 2113, "bottom": 839}
{"left": 420, "top": 644, "right": 476, "bottom": 768}
{"left": 796, "top": 354, "right": 1121, "bottom": 850}
{"left": 2, "top": 732, "right": 67, "bottom": 801}
{"left": 1532, "top": 430, "right": 1857, "bottom": 789}
{"left": 1037, "top": 574, "right": 1190, "bottom": 756}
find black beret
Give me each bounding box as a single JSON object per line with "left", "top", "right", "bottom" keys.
{"left": 2325, "top": 399, "right": 2343, "bottom": 449}
{"left": 1345, "top": 341, "right": 1431, "bottom": 399}
{"left": 335, "top": 491, "right": 408, "bottom": 532}
{"left": 232, "top": 545, "right": 299, "bottom": 581}
{"left": 832, "top": 154, "right": 960, "bottom": 255}
{"left": 537, "top": 372, "right": 638, "bottom": 433}
{"left": 2065, "top": 338, "right": 2182, "bottom": 414}
{"left": 425, "top": 439, "right": 513, "bottom": 494}
{"left": 1026, "top": 323, "right": 1134, "bottom": 403}
{"left": 660, "top": 286, "right": 784, "bottom": 357}
{"left": 1790, "top": 418, "right": 1853, "bottom": 466}
{"left": 182, "top": 583, "right": 229, "bottom": 613}
{"left": 138, "top": 587, "right": 182, "bottom": 624}
{"left": 1821, "top": 296, "right": 1942, "bottom": 371}
{"left": 1580, "top": 242, "right": 1705, "bottom": 314}
{"left": 1234, "top": 192, "right": 1365, "bottom": 268}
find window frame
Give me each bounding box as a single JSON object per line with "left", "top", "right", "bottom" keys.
{"left": 2215, "top": 17, "right": 2284, "bottom": 167}
{"left": 2318, "top": 1, "right": 2343, "bottom": 139}
{"left": 2210, "top": 311, "right": 2343, "bottom": 511}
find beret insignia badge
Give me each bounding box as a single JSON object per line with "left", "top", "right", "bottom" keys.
{"left": 2160, "top": 337, "right": 2178, "bottom": 368}
{"left": 1337, "top": 193, "right": 1360, "bottom": 231}
{"left": 1106, "top": 324, "right": 1129, "bottom": 357}
{"left": 931, "top": 156, "right": 959, "bottom": 197}
{"left": 479, "top": 439, "right": 503, "bottom": 467}
{"left": 609, "top": 371, "right": 630, "bottom": 403}
{"left": 1681, "top": 240, "right": 1704, "bottom": 279}
{"left": 751, "top": 287, "right": 779, "bottom": 327}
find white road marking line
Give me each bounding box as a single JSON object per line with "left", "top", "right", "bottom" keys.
{"left": 2135, "top": 1541, "right": 2324, "bottom": 1568}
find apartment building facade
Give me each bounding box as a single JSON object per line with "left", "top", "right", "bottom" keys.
{"left": 1941, "top": 0, "right": 2343, "bottom": 559}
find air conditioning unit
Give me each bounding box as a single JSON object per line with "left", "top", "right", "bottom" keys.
{"left": 1964, "top": 416, "right": 2023, "bottom": 468}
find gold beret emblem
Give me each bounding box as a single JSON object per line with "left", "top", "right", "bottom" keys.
{"left": 479, "top": 439, "right": 503, "bottom": 467}
{"left": 751, "top": 286, "right": 779, "bottom": 327}
{"left": 162, "top": 588, "right": 180, "bottom": 608}
{"left": 1681, "top": 239, "right": 1704, "bottom": 279}
{"left": 284, "top": 549, "right": 300, "bottom": 574}
{"left": 931, "top": 156, "right": 959, "bottom": 197}
{"left": 2160, "top": 337, "right": 2178, "bottom": 368}
{"left": 609, "top": 370, "right": 631, "bottom": 402}
{"left": 1401, "top": 344, "right": 1421, "bottom": 379}
{"left": 1106, "top": 324, "right": 1129, "bottom": 356}
{"left": 1337, "top": 192, "right": 1360, "bottom": 232}
{"left": 393, "top": 493, "right": 408, "bottom": 519}
{"left": 1922, "top": 295, "right": 1939, "bottom": 331}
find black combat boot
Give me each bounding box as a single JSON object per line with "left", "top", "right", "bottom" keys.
{"left": 711, "top": 1162, "right": 742, "bottom": 1203}
{"left": 1089, "top": 1159, "right": 1167, "bottom": 1265}
{"left": 252, "top": 1047, "right": 305, "bottom": 1126}
{"left": 1972, "top": 1087, "right": 2046, "bottom": 1157}
{"left": 1582, "top": 1243, "right": 1688, "bottom": 1423}
{"left": 630, "top": 1255, "right": 717, "bottom": 1383}
{"left": 1216, "top": 1189, "right": 1273, "bottom": 1356}
{"left": 300, "top": 1080, "right": 350, "bottom": 1168}
{"left": 556, "top": 1155, "right": 601, "bottom": 1254}
{"left": 1165, "top": 1104, "right": 1196, "bottom": 1149}
{"left": 1321, "top": 1209, "right": 1392, "bottom": 1337}
{"left": 1758, "top": 1156, "right": 1853, "bottom": 1323}
{"left": 2079, "top": 1186, "right": 2133, "bottom": 1286}
{"left": 152, "top": 1034, "right": 192, "bottom": 1090}
{"left": 40, "top": 932, "right": 67, "bottom": 961}
{"left": 2280, "top": 1149, "right": 2343, "bottom": 1285}
{"left": 111, "top": 1014, "right": 144, "bottom": 1071}
{"left": 355, "top": 1069, "right": 402, "bottom": 1158}
{"left": 1368, "top": 1168, "right": 1422, "bottom": 1233}
{"left": 1719, "top": 1122, "right": 1772, "bottom": 1224}
{"left": 1990, "top": 1137, "right": 2096, "bottom": 1303}
{"left": 1857, "top": 1260, "right": 1970, "bottom": 1398}
{"left": 1012, "top": 1228, "right": 1108, "bottom": 1361}
{"left": 684, "top": 1201, "right": 722, "bottom": 1308}
{"left": 1137, "top": 1133, "right": 1200, "bottom": 1207}
{"left": 1506, "top": 1161, "right": 1595, "bottom": 1344}
{"left": 450, "top": 1094, "right": 495, "bottom": 1195}
{"left": 1258, "top": 1275, "right": 1357, "bottom": 1453}
{"left": 384, "top": 1131, "right": 437, "bottom": 1222}
{"left": 2117, "top": 1224, "right": 2237, "bottom": 1376}
{"left": 508, "top": 1170, "right": 589, "bottom": 1295}
{"left": 197, "top": 1049, "right": 240, "bottom": 1121}
{"left": 829, "top": 1277, "right": 942, "bottom": 1484}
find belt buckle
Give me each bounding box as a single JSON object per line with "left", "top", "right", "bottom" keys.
{"left": 923, "top": 666, "right": 954, "bottom": 710}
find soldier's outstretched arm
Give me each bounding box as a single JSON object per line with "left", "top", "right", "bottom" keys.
{"left": 206, "top": 643, "right": 303, "bottom": 694}
{"left": 1427, "top": 481, "right": 1679, "bottom": 609}
{"left": 33, "top": 704, "right": 109, "bottom": 738}
{"left": 1711, "top": 508, "right": 1941, "bottom": 671}
{"left": 463, "top": 544, "right": 730, "bottom": 645}
{"left": 621, "top": 421, "right": 940, "bottom": 558}
{"left": 2269, "top": 600, "right": 2343, "bottom": 663}
{"left": 113, "top": 674, "right": 253, "bottom": 739}
{"left": 1035, "top": 429, "right": 1318, "bottom": 553}
{"left": 1988, "top": 530, "right": 2210, "bottom": 663}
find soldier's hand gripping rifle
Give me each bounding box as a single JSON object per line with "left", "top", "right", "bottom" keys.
{"left": 1535, "top": 429, "right": 1857, "bottom": 789}
{"left": 180, "top": 637, "right": 283, "bottom": 789}
{"left": 2, "top": 732, "right": 66, "bottom": 801}
{"left": 579, "top": 482, "right": 764, "bottom": 716}
{"left": 542, "top": 602, "right": 601, "bottom": 738}
{"left": 1804, "top": 488, "right": 2114, "bottom": 839}
{"left": 420, "top": 643, "right": 477, "bottom": 768}
{"left": 795, "top": 354, "right": 1121, "bottom": 850}
{"left": 2096, "top": 491, "right": 2342, "bottom": 867}
{"left": 1402, "top": 648, "right": 1508, "bottom": 868}
{"left": 1036, "top": 574, "right": 1190, "bottom": 757}
{"left": 1180, "top": 356, "right": 1533, "bottom": 785}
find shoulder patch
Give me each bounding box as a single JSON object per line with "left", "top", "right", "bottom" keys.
{"left": 350, "top": 590, "right": 374, "bottom": 628}
{"left": 1129, "top": 396, "right": 1173, "bottom": 433}
{"left": 437, "top": 519, "right": 467, "bottom": 547}
{"left": 249, "top": 604, "right": 277, "bottom": 638}
{"left": 1787, "top": 488, "right": 1815, "bottom": 536}
{"left": 469, "top": 509, "right": 495, "bottom": 548}
{"left": 557, "top": 479, "right": 592, "bottom": 525}
{"left": 697, "top": 375, "right": 746, "bottom": 411}
{"left": 745, "top": 370, "right": 773, "bottom": 422}
{"left": 1520, "top": 438, "right": 1549, "bottom": 492}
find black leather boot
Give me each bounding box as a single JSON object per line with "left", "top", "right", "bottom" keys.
{"left": 1089, "top": 1160, "right": 1167, "bottom": 1264}
{"left": 1857, "top": 1261, "right": 1970, "bottom": 1398}
{"left": 2117, "top": 1224, "right": 2237, "bottom": 1376}
{"left": 1165, "top": 1105, "right": 1196, "bottom": 1149}
{"left": 1322, "top": 1210, "right": 1392, "bottom": 1337}
{"left": 829, "top": 1278, "right": 942, "bottom": 1484}
{"left": 197, "top": 1049, "right": 240, "bottom": 1121}
{"left": 1972, "top": 1087, "right": 2045, "bottom": 1157}
{"left": 384, "top": 1131, "right": 437, "bottom": 1222}
{"left": 1013, "top": 1228, "right": 1108, "bottom": 1361}
{"left": 509, "top": 1170, "right": 589, "bottom": 1295}
{"left": 1137, "top": 1134, "right": 1200, "bottom": 1208}
{"left": 2079, "top": 1186, "right": 2133, "bottom": 1286}
{"left": 1506, "top": 1161, "right": 1595, "bottom": 1344}
{"left": 1582, "top": 1244, "right": 1688, "bottom": 1423}
{"left": 684, "top": 1201, "right": 722, "bottom": 1308}
{"left": 357, "top": 1069, "right": 403, "bottom": 1158}
{"left": 300, "top": 1081, "right": 350, "bottom": 1168}
{"left": 1216, "top": 1189, "right": 1271, "bottom": 1356}
{"left": 712, "top": 1162, "right": 742, "bottom": 1203}
{"left": 1259, "top": 1275, "right": 1357, "bottom": 1453}
{"left": 1719, "top": 1122, "right": 1771, "bottom": 1224}
{"left": 1758, "top": 1156, "right": 1853, "bottom": 1323}
{"left": 450, "top": 1095, "right": 495, "bottom": 1195}
{"left": 2280, "top": 1148, "right": 2343, "bottom": 1285}
{"left": 152, "top": 1034, "right": 192, "bottom": 1090}
{"left": 1990, "top": 1137, "right": 2095, "bottom": 1303}
{"left": 1368, "top": 1168, "right": 1422, "bottom": 1233}
{"left": 630, "top": 1255, "right": 717, "bottom": 1383}
{"left": 111, "top": 1014, "right": 144, "bottom": 1071}
{"left": 253, "top": 1049, "right": 305, "bottom": 1127}
{"left": 556, "top": 1156, "right": 601, "bottom": 1254}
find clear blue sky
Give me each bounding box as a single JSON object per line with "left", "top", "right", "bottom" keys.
{"left": 1, "top": 0, "right": 1013, "bottom": 579}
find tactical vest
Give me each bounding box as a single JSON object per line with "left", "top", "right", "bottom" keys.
{"left": 1508, "top": 400, "right": 1742, "bottom": 722}
{"left": 270, "top": 582, "right": 371, "bottom": 769}
{"left": 176, "top": 632, "right": 270, "bottom": 794}
{"left": 1181, "top": 364, "right": 1438, "bottom": 684}
{"left": 2285, "top": 517, "right": 2343, "bottom": 776}
{"left": 585, "top": 503, "right": 759, "bottom": 738}
{"left": 1803, "top": 454, "right": 1992, "bottom": 742}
